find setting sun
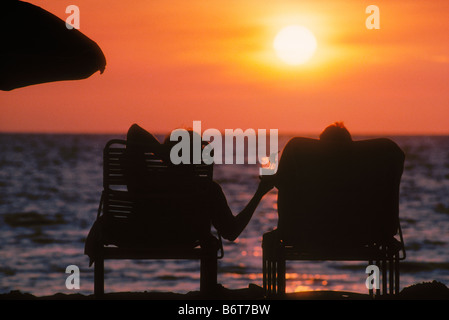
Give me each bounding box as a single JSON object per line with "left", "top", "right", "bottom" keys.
{"left": 273, "top": 25, "right": 317, "bottom": 65}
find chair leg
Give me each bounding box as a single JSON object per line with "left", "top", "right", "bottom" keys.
{"left": 267, "top": 259, "right": 272, "bottom": 296}
{"left": 381, "top": 245, "right": 388, "bottom": 295}
{"left": 382, "top": 259, "right": 387, "bottom": 295}
{"left": 263, "top": 257, "right": 277, "bottom": 297}
{"left": 94, "top": 257, "right": 104, "bottom": 298}
{"left": 264, "top": 255, "right": 286, "bottom": 296}
{"left": 200, "top": 256, "right": 217, "bottom": 293}
{"left": 395, "top": 255, "right": 400, "bottom": 295}
{"left": 277, "top": 259, "right": 286, "bottom": 295}
{"left": 375, "top": 259, "right": 381, "bottom": 296}
{"left": 263, "top": 256, "right": 267, "bottom": 295}
{"left": 368, "top": 260, "right": 374, "bottom": 298}
{"left": 389, "top": 257, "right": 394, "bottom": 295}
{"left": 272, "top": 260, "right": 277, "bottom": 295}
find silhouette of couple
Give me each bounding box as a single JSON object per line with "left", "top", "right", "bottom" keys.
{"left": 123, "top": 122, "right": 352, "bottom": 244}
{"left": 86, "top": 120, "right": 405, "bottom": 267}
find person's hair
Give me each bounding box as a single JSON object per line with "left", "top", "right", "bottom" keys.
{"left": 319, "top": 122, "right": 352, "bottom": 142}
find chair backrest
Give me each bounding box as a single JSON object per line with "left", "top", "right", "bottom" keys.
{"left": 102, "top": 139, "right": 214, "bottom": 247}
{"left": 275, "top": 137, "right": 405, "bottom": 248}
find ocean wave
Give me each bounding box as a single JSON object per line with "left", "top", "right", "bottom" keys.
{"left": 400, "top": 262, "right": 449, "bottom": 273}
{"left": 435, "top": 203, "right": 449, "bottom": 214}
{"left": 333, "top": 261, "right": 449, "bottom": 273}
{"left": 156, "top": 275, "right": 196, "bottom": 281}
{"left": 3, "top": 212, "right": 67, "bottom": 227}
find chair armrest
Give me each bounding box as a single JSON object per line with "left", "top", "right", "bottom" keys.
{"left": 217, "top": 232, "right": 224, "bottom": 259}
{"left": 398, "top": 221, "right": 406, "bottom": 260}
{"left": 96, "top": 191, "right": 104, "bottom": 219}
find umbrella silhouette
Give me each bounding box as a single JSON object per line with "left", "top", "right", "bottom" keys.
{"left": 0, "top": 0, "right": 106, "bottom": 91}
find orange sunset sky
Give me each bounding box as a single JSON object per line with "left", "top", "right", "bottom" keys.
{"left": 1, "top": 0, "right": 448, "bottom": 135}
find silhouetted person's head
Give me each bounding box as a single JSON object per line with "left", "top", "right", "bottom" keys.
{"left": 164, "top": 129, "right": 209, "bottom": 166}
{"left": 319, "top": 122, "right": 352, "bottom": 142}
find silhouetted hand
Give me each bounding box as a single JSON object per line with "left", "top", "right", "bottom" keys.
{"left": 257, "top": 174, "right": 276, "bottom": 195}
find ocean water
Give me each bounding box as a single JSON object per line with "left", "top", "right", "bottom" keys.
{"left": 0, "top": 133, "right": 449, "bottom": 296}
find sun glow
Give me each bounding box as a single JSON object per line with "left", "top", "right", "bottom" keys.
{"left": 273, "top": 25, "right": 317, "bottom": 65}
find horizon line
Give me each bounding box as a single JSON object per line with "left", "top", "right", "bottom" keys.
{"left": 1, "top": 130, "right": 449, "bottom": 137}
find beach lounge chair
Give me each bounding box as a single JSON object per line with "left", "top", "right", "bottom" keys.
{"left": 85, "top": 139, "right": 223, "bottom": 297}
{"left": 262, "top": 137, "right": 406, "bottom": 297}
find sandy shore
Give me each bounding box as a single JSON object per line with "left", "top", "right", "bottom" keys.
{"left": 1, "top": 281, "right": 448, "bottom": 300}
